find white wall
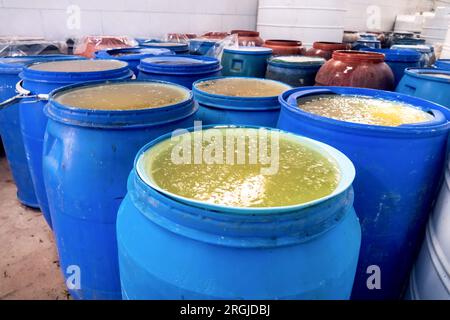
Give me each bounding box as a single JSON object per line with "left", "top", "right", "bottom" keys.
{"left": 0, "top": 0, "right": 258, "bottom": 40}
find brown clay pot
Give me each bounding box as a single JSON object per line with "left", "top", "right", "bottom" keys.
{"left": 230, "top": 30, "right": 264, "bottom": 46}
{"left": 305, "top": 42, "right": 350, "bottom": 60}
{"left": 74, "top": 36, "right": 132, "bottom": 58}
{"left": 263, "top": 40, "right": 306, "bottom": 56}
{"left": 315, "top": 50, "right": 395, "bottom": 90}
{"left": 201, "top": 32, "right": 230, "bottom": 40}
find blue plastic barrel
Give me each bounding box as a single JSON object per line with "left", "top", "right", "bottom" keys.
{"left": 189, "top": 39, "right": 218, "bottom": 56}
{"left": 43, "top": 79, "right": 197, "bottom": 300}
{"left": 434, "top": 59, "right": 450, "bottom": 71}
{"left": 0, "top": 55, "right": 82, "bottom": 208}
{"left": 355, "top": 39, "right": 381, "bottom": 49}
{"left": 265, "top": 56, "right": 325, "bottom": 87}
{"left": 94, "top": 47, "right": 173, "bottom": 74}
{"left": 117, "top": 126, "right": 361, "bottom": 299}
{"left": 192, "top": 77, "right": 291, "bottom": 127}
{"left": 221, "top": 46, "right": 273, "bottom": 78}
{"left": 396, "top": 68, "right": 450, "bottom": 107}
{"left": 391, "top": 45, "right": 433, "bottom": 67}
{"left": 364, "top": 48, "right": 421, "bottom": 86}
{"left": 140, "top": 41, "right": 189, "bottom": 54}
{"left": 19, "top": 60, "right": 133, "bottom": 227}
{"left": 137, "top": 55, "right": 222, "bottom": 89}
{"left": 277, "top": 86, "right": 450, "bottom": 300}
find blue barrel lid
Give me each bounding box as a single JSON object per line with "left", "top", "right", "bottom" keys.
{"left": 193, "top": 76, "right": 291, "bottom": 111}
{"left": 364, "top": 48, "right": 421, "bottom": 62}
{"left": 391, "top": 44, "right": 432, "bottom": 53}
{"left": 45, "top": 79, "right": 196, "bottom": 128}
{"left": 268, "top": 55, "right": 325, "bottom": 68}
{"left": 140, "top": 41, "right": 189, "bottom": 53}
{"left": 404, "top": 68, "right": 450, "bottom": 83}
{"left": 138, "top": 55, "right": 221, "bottom": 75}
{"left": 435, "top": 59, "right": 450, "bottom": 71}
{"left": 94, "top": 47, "right": 173, "bottom": 60}
{"left": 0, "top": 55, "right": 82, "bottom": 74}
{"left": 281, "top": 86, "right": 449, "bottom": 135}
{"left": 20, "top": 59, "right": 133, "bottom": 83}
{"left": 223, "top": 46, "right": 273, "bottom": 55}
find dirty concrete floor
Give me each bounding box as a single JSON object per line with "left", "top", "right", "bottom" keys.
{"left": 0, "top": 156, "right": 68, "bottom": 300}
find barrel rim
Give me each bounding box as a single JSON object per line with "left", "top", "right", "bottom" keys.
{"left": 138, "top": 55, "right": 221, "bottom": 75}
{"left": 20, "top": 59, "right": 133, "bottom": 83}
{"left": 223, "top": 46, "right": 273, "bottom": 55}
{"left": 0, "top": 55, "right": 83, "bottom": 74}
{"left": 94, "top": 47, "right": 173, "bottom": 61}
{"left": 192, "top": 76, "right": 291, "bottom": 110}
{"left": 279, "top": 86, "right": 450, "bottom": 136}
{"left": 435, "top": 59, "right": 450, "bottom": 71}
{"left": 268, "top": 55, "right": 325, "bottom": 68}
{"left": 44, "top": 79, "right": 196, "bottom": 128}
{"left": 134, "top": 125, "right": 356, "bottom": 215}
{"left": 404, "top": 68, "right": 450, "bottom": 84}
{"left": 140, "top": 41, "right": 189, "bottom": 52}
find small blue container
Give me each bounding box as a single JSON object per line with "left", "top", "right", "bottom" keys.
{"left": 117, "top": 125, "right": 361, "bottom": 299}
{"left": 140, "top": 41, "right": 189, "bottom": 54}
{"left": 364, "top": 48, "right": 421, "bottom": 86}
{"left": 434, "top": 59, "right": 450, "bottom": 71}
{"left": 0, "top": 55, "right": 83, "bottom": 208}
{"left": 94, "top": 47, "right": 173, "bottom": 74}
{"left": 221, "top": 46, "right": 273, "bottom": 78}
{"left": 396, "top": 68, "right": 450, "bottom": 108}
{"left": 355, "top": 39, "right": 381, "bottom": 49}
{"left": 18, "top": 60, "right": 133, "bottom": 227}
{"left": 391, "top": 45, "right": 433, "bottom": 67}
{"left": 278, "top": 86, "right": 450, "bottom": 300}
{"left": 265, "top": 56, "right": 325, "bottom": 87}
{"left": 138, "top": 55, "right": 222, "bottom": 89}
{"left": 43, "top": 79, "right": 197, "bottom": 300}
{"left": 192, "top": 76, "right": 291, "bottom": 127}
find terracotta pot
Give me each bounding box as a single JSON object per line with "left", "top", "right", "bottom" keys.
{"left": 74, "top": 36, "right": 133, "bottom": 58}
{"left": 230, "top": 30, "right": 264, "bottom": 46}
{"left": 263, "top": 40, "right": 306, "bottom": 56}
{"left": 201, "top": 32, "right": 230, "bottom": 40}
{"left": 315, "top": 50, "right": 395, "bottom": 90}
{"left": 305, "top": 42, "right": 350, "bottom": 60}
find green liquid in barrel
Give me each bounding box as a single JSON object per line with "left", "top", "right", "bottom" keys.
{"left": 142, "top": 128, "right": 340, "bottom": 208}
{"left": 195, "top": 78, "right": 290, "bottom": 97}
{"left": 54, "top": 83, "right": 188, "bottom": 110}
{"left": 29, "top": 59, "right": 126, "bottom": 72}
{"left": 298, "top": 95, "right": 434, "bottom": 127}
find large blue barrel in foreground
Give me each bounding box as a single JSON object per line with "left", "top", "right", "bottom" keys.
{"left": 117, "top": 126, "right": 361, "bottom": 299}
{"left": 43, "top": 80, "right": 197, "bottom": 299}
{"left": 396, "top": 68, "right": 450, "bottom": 107}
{"left": 0, "top": 55, "right": 82, "bottom": 207}
{"left": 277, "top": 87, "right": 450, "bottom": 300}
{"left": 19, "top": 59, "right": 133, "bottom": 227}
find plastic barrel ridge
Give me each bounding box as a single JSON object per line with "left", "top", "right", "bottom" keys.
{"left": 19, "top": 59, "right": 133, "bottom": 228}
{"left": 94, "top": 47, "right": 174, "bottom": 74}
{"left": 192, "top": 76, "right": 291, "bottom": 127}
{"left": 117, "top": 126, "right": 361, "bottom": 299}
{"left": 42, "top": 79, "right": 197, "bottom": 300}
{"left": 396, "top": 68, "right": 450, "bottom": 107}
{"left": 221, "top": 46, "right": 273, "bottom": 78}
{"left": 137, "top": 55, "right": 222, "bottom": 89}
{"left": 0, "top": 55, "right": 83, "bottom": 208}
{"left": 364, "top": 48, "right": 421, "bottom": 87}
{"left": 277, "top": 86, "right": 450, "bottom": 300}
{"left": 406, "top": 155, "right": 450, "bottom": 300}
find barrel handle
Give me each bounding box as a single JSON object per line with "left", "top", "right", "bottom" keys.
{"left": 403, "top": 83, "right": 417, "bottom": 94}
{"left": 0, "top": 80, "right": 49, "bottom": 111}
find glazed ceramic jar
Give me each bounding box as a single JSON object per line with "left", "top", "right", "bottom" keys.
{"left": 231, "top": 30, "right": 264, "bottom": 46}
{"left": 263, "top": 40, "right": 306, "bottom": 56}
{"left": 315, "top": 50, "right": 395, "bottom": 90}
{"left": 305, "top": 42, "right": 350, "bottom": 60}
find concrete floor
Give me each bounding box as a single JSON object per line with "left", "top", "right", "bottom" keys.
{"left": 0, "top": 156, "right": 68, "bottom": 300}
